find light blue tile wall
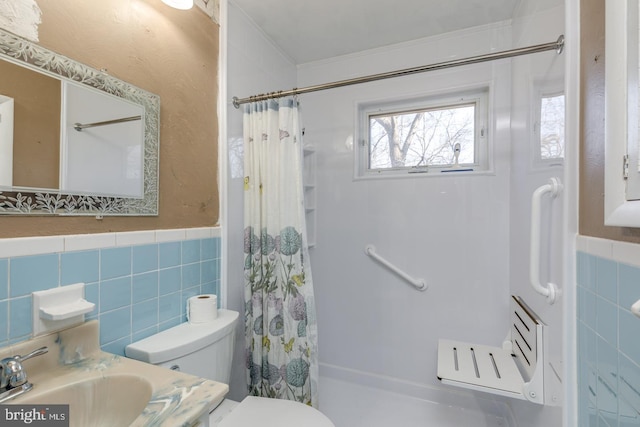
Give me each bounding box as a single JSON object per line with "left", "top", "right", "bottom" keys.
{"left": 0, "top": 237, "right": 221, "bottom": 356}
{"left": 577, "top": 251, "right": 640, "bottom": 426}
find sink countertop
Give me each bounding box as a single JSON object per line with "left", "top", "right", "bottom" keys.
{"left": 0, "top": 320, "right": 229, "bottom": 427}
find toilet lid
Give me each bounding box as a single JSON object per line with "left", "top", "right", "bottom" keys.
{"left": 218, "top": 396, "right": 335, "bottom": 427}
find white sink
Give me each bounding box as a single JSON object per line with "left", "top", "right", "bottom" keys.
{"left": 0, "top": 321, "right": 228, "bottom": 426}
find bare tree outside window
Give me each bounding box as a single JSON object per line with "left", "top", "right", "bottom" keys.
{"left": 369, "top": 104, "right": 475, "bottom": 170}
{"left": 539, "top": 94, "right": 565, "bottom": 160}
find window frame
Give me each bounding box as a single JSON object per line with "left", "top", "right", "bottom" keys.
{"left": 355, "top": 87, "right": 490, "bottom": 179}
{"left": 531, "top": 81, "right": 565, "bottom": 170}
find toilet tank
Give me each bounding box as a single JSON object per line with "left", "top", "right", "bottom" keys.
{"left": 125, "top": 309, "right": 239, "bottom": 384}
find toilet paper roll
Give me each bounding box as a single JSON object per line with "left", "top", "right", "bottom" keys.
{"left": 187, "top": 294, "right": 218, "bottom": 324}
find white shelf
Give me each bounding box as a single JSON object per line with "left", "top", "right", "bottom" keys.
{"left": 32, "top": 283, "right": 94, "bottom": 336}
{"left": 40, "top": 299, "right": 94, "bottom": 321}
{"left": 303, "top": 144, "right": 316, "bottom": 248}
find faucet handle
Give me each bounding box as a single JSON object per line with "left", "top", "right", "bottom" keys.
{"left": 16, "top": 347, "right": 48, "bottom": 363}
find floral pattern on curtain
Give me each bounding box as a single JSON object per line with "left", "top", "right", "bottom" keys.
{"left": 243, "top": 98, "right": 318, "bottom": 407}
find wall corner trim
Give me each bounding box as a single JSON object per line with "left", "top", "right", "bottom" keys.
{"left": 576, "top": 234, "right": 640, "bottom": 267}
{"left": 0, "top": 226, "right": 221, "bottom": 258}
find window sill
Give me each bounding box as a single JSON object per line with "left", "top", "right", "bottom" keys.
{"left": 353, "top": 168, "right": 496, "bottom": 181}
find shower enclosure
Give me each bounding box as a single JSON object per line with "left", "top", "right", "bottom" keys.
{"left": 224, "top": 0, "right": 567, "bottom": 426}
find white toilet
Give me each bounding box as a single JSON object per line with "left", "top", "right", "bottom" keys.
{"left": 125, "top": 309, "right": 334, "bottom": 427}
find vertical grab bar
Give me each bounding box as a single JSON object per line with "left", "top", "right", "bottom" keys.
{"left": 530, "top": 177, "right": 562, "bottom": 305}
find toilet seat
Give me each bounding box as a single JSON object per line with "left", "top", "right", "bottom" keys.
{"left": 218, "top": 396, "right": 334, "bottom": 427}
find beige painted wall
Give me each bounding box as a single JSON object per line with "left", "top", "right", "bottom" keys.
{"left": 580, "top": 0, "right": 640, "bottom": 241}
{"left": 0, "top": 0, "right": 219, "bottom": 238}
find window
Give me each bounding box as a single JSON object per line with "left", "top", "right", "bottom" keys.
{"left": 356, "top": 89, "right": 489, "bottom": 178}
{"left": 534, "top": 89, "right": 565, "bottom": 166}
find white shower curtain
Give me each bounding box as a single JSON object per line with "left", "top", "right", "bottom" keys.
{"left": 242, "top": 98, "right": 319, "bottom": 407}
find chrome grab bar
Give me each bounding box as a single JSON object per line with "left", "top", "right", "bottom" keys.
{"left": 529, "top": 178, "right": 562, "bottom": 305}
{"left": 365, "top": 245, "right": 427, "bottom": 291}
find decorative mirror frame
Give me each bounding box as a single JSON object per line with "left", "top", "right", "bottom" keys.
{"left": 605, "top": 0, "right": 640, "bottom": 226}
{"left": 0, "top": 28, "right": 160, "bottom": 216}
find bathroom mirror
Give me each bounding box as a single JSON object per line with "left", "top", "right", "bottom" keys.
{"left": 0, "top": 27, "right": 159, "bottom": 216}
{"left": 605, "top": 0, "right": 640, "bottom": 226}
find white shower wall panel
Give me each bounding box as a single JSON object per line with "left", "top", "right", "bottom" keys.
{"left": 298, "top": 23, "right": 514, "bottom": 389}
{"left": 507, "top": 3, "right": 565, "bottom": 426}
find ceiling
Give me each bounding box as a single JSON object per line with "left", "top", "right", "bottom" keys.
{"left": 230, "top": 0, "right": 522, "bottom": 64}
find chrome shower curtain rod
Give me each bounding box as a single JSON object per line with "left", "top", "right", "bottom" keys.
{"left": 232, "top": 35, "right": 564, "bottom": 108}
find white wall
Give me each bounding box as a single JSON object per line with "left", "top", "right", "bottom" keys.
{"left": 225, "top": 0, "right": 297, "bottom": 401}
{"left": 297, "top": 23, "right": 514, "bottom": 392}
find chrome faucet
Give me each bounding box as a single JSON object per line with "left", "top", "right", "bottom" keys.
{"left": 0, "top": 346, "right": 48, "bottom": 402}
